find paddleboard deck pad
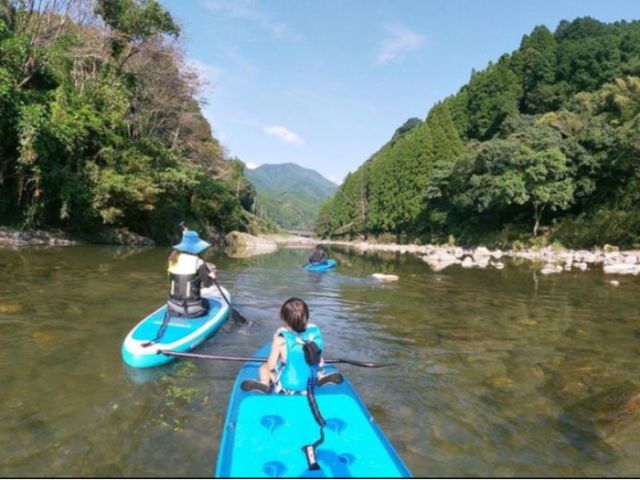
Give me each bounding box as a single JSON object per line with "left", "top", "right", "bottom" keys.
{"left": 215, "top": 344, "right": 411, "bottom": 477}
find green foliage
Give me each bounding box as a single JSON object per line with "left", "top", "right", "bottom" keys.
{"left": 321, "top": 17, "right": 640, "bottom": 248}
{"left": 0, "top": 0, "right": 252, "bottom": 242}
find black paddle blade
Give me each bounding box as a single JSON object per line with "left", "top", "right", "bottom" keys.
{"left": 231, "top": 308, "right": 248, "bottom": 323}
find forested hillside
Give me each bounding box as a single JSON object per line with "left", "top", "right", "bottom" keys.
{"left": 318, "top": 18, "right": 640, "bottom": 248}
{"left": 0, "top": 0, "right": 255, "bottom": 242}
{"left": 245, "top": 163, "right": 337, "bottom": 230}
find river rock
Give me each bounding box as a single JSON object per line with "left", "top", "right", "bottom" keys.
{"left": 574, "top": 262, "right": 588, "bottom": 271}
{"left": 225, "top": 232, "right": 278, "bottom": 258}
{"left": 609, "top": 280, "right": 620, "bottom": 287}
{"left": 541, "top": 264, "right": 563, "bottom": 274}
{"left": 624, "top": 254, "right": 638, "bottom": 264}
{"left": 372, "top": 273, "right": 399, "bottom": 282}
{"left": 422, "top": 251, "right": 459, "bottom": 272}
{"left": 104, "top": 228, "right": 155, "bottom": 246}
{"left": 492, "top": 261, "right": 505, "bottom": 270}
{"left": 473, "top": 246, "right": 492, "bottom": 260}
{"left": 461, "top": 256, "right": 475, "bottom": 268}
{"left": 603, "top": 264, "right": 640, "bottom": 275}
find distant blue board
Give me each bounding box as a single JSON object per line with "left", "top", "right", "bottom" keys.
{"left": 215, "top": 344, "right": 411, "bottom": 478}
{"left": 121, "top": 288, "right": 231, "bottom": 368}
{"left": 303, "top": 259, "right": 337, "bottom": 272}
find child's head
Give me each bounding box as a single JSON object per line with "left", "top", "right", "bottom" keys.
{"left": 280, "top": 297, "right": 309, "bottom": 333}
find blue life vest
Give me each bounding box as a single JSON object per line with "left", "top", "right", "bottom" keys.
{"left": 278, "top": 324, "right": 323, "bottom": 392}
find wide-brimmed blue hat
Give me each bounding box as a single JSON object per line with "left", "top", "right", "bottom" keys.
{"left": 173, "top": 230, "right": 211, "bottom": 255}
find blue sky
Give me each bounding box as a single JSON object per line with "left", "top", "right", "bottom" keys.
{"left": 160, "top": 0, "right": 640, "bottom": 184}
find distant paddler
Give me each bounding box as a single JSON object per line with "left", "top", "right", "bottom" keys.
{"left": 308, "top": 245, "right": 328, "bottom": 265}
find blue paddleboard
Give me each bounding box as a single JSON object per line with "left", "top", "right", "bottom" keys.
{"left": 215, "top": 343, "right": 411, "bottom": 477}
{"left": 121, "top": 286, "right": 231, "bottom": 368}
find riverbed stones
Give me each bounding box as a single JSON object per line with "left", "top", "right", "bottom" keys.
{"left": 559, "top": 381, "right": 640, "bottom": 440}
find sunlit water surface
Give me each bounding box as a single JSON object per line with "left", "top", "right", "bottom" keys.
{"left": 1, "top": 246, "right": 640, "bottom": 477}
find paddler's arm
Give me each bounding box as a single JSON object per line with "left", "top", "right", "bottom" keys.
{"left": 266, "top": 335, "right": 284, "bottom": 372}
{"left": 198, "top": 261, "right": 216, "bottom": 287}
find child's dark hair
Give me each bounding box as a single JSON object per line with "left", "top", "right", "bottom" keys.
{"left": 280, "top": 297, "right": 309, "bottom": 333}
{"left": 168, "top": 249, "right": 180, "bottom": 265}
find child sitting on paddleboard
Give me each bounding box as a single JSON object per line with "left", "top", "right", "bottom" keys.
{"left": 242, "top": 297, "right": 342, "bottom": 393}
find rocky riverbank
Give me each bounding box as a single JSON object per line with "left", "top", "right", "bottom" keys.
{"left": 0, "top": 226, "right": 155, "bottom": 247}
{"left": 319, "top": 239, "right": 640, "bottom": 277}
{"left": 0, "top": 227, "right": 80, "bottom": 247}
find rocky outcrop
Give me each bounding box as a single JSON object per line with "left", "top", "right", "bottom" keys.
{"left": 94, "top": 228, "right": 155, "bottom": 246}
{"left": 0, "top": 227, "right": 80, "bottom": 247}
{"left": 225, "top": 231, "right": 278, "bottom": 258}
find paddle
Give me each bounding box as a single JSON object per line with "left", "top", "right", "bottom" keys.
{"left": 211, "top": 277, "right": 249, "bottom": 324}
{"left": 157, "top": 349, "right": 394, "bottom": 368}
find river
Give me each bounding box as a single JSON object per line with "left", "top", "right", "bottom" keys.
{"left": 1, "top": 245, "right": 640, "bottom": 477}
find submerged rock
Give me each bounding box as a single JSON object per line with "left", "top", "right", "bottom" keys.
{"left": 557, "top": 382, "right": 640, "bottom": 462}
{"left": 0, "top": 302, "right": 24, "bottom": 314}
{"left": 559, "top": 382, "right": 640, "bottom": 440}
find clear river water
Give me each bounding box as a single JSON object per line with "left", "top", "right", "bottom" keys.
{"left": 1, "top": 245, "right": 640, "bottom": 477}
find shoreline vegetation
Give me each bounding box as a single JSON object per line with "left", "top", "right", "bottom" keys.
{"left": 0, "top": 0, "right": 257, "bottom": 244}
{"left": 317, "top": 18, "right": 640, "bottom": 250}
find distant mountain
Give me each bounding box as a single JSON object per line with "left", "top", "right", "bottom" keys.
{"left": 245, "top": 163, "right": 338, "bottom": 230}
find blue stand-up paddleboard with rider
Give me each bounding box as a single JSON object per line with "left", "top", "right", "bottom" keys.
{"left": 215, "top": 298, "right": 411, "bottom": 477}
{"left": 122, "top": 228, "right": 232, "bottom": 368}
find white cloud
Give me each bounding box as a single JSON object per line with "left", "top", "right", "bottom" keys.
{"left": 376, "top": 25, "right": 424, "bottom": 65}
{"left": 264, "top": 125, "right": 304, "bottom": 145}
{"left": 204, "top": 0, "right": 289, "bottom": 38}
{"left": 245, "top": 161, "right": 259, "bottom": 170}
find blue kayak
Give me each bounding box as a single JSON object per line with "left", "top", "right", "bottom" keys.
{"left": 121, "top": 286, "right": 231, "bottom": 368}
{"left": 303, "top": 259, "right": 337, "bottom": 272}
{"left": 215, "top": 344, "right": 411, "bottom": 478}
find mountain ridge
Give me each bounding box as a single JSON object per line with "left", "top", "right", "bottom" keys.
{"left": 245, "top": 163, "right": 337, "bottom": 230}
